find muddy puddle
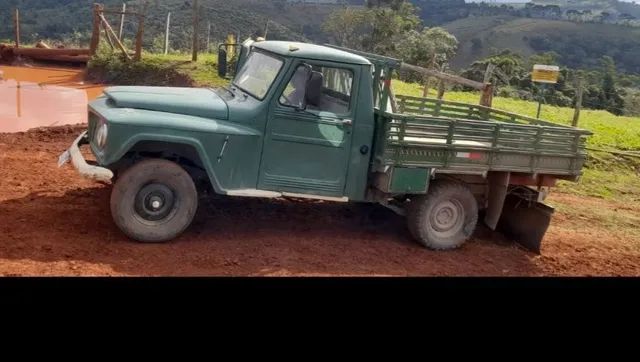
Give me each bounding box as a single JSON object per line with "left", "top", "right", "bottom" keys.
{"left": 0, "top": 65, "right": 105, "bottom": 133}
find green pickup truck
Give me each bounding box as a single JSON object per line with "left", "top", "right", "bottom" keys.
{"left": 59, "top": 40, "right": 591, "bottom": 252}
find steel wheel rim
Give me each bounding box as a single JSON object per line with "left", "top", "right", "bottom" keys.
{"left": 428, "top": 199, "right": 465, "bottom": 238}
{"left": 134, "top": 183, "right": 177, "bottom": 223}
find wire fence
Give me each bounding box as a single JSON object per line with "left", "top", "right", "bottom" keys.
{"left": 94, "top": 1, "right": 249, "bottom": 59}
{"left": 3, "top": 1, "right": 265, "bottom": 58}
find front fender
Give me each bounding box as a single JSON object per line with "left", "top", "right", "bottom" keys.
{"left": 90, "top": 98, "right": 263, "bottom": 193}
{"left": 102, "top": 133, "right": 227, "bottom": 193}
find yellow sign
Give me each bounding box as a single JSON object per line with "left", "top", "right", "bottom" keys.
{"left": 532, "top": 64, "right": 560, "bottom": 84}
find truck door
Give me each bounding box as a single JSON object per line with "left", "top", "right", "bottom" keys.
{"left": 258, "top": 60, "right": 358, "bottom": 198}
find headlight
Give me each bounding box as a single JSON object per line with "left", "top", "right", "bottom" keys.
{"left": 95, "top": 120, "right": 108, "bottom": 149}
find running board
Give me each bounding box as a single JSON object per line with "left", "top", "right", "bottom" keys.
{"left": 225, "top": 189, "right": 281, "bottom": 198}
{"left": 225, "top": 189, "right": 349, "bottom": 202}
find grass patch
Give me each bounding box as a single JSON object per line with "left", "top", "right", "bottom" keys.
{"left": 556, "top": 149, "right": 640, "bottom": 202}
{"left": 559, "top": 167, "right": 640, "bottom": 201}
{"left": 88, "top": 51, "right": 228, "bottom": 88}
{"left": 145, "top": 53, "right": 228, "bottom": 87}
{"left": 548, "top": 195, "right": 640, "bottom": 246}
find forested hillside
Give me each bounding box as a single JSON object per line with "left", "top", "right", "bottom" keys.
{"left": 444, "top": 15, "right": 640, "bottom": 73}
{"left": 0, "top": 0, "right": 353, "bottom": 50}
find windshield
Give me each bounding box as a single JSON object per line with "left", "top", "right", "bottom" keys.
{"left": 233, "top": 51, "right": 283, "bottom": 100}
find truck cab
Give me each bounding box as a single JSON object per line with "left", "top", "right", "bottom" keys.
{"left": 59, "top": 40, "right": 590, "bottom": 252}
{"left": 61, "top": 41, "right": 382, "bottom": 241}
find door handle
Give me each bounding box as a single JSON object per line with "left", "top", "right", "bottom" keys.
{"left": 342, "top": 119, "right": 353, "bottom": 126}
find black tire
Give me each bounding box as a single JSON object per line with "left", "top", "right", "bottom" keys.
{"left": 110, "top": 159, "right": 198, "bottom": 243}
{"left": 407, "top": 181, "right": 478, "bottom": 250}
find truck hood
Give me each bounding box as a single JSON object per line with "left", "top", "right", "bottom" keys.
{"left": 102, "top": 86, "right": 228, "bottom": 120}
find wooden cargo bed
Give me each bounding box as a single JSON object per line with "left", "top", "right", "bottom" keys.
{"left": 375, "top": 95, "right": 592, "bottom": 177}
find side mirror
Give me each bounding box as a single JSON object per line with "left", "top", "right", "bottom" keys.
{"left": 218, "top": 47, "right": 228, "bottom": 78}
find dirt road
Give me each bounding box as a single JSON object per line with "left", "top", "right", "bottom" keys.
{"left": 0, "top": 126, "right": 638, "bottom": 276}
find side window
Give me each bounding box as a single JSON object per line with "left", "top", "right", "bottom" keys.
{"left": 279, "top": 64, "right": 354, "bottom": 115}
{"left": 310, "top": 66, "right": 353, "bottom": 115}
{"left": 321, "top": 67, "right": 353, "bottom": 99}
{"left": 280, "top": 65, "right": 311, "bottom": 109}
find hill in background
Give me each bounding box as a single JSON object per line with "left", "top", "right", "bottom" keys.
{"left": 444, "top": 15, "right": 640, "bottom": 73}
{"left": 535, "top": 0, "right": 640, "bottom": 18}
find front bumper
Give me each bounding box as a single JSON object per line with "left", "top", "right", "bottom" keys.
{"left": 59, "top": 131, "right": 114, "bottom": 183}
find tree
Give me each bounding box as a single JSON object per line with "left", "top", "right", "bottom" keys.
{"left": 600, "top": 56, "right": 625, "bottom": 115}
{"left": 623, "top": 89, "right": 640, "bottom": 116}
{"left": 323, "top": 0, "right": 422, "bottom": 55}
{"left": 364, "top": 1, "right": 422, "bottom": 55}
{"left": 322, "top": 7, "right": 373, "bottom": 50}
{"left": 460, "top": 50, "right": 526, "bottom": 89}
{"left": 396, "top": 27, "right": 458, "bottom": 69}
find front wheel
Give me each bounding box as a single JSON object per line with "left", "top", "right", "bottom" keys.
{"left": 110, "top": 159, "right": 198, "bottom": 243}
{"left": 407, "top": 181, "right": 478, "bottom": 250}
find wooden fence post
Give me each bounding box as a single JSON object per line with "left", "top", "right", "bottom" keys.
{"left": 422, "top": 76, "right": 430, "bottom": 98}
{"left": 135, "top": 1, "right": 148, "bottom": 61}
{"left": 437, "top": 80, "right": 446, "bottom": 100}
{"left": 480, "top": 83, "right": 494, "bottom": 108}
{"left": 192, "top": 0, "right": 200, "bottom": 62}
{"left": 164, "top": 12, "right": 171, "bottom": 55}
{"left": 89, "top": 4, "right": 102, "bottom": 56}
{"left": 226, "top": 33, "right": 236, "bottom": 60}
{"left": 572, "top": 77, "right": 584, "bottom": 128}
{"left": 118, "top": 3, "right": 126, "bottom": 40}
{"left": 207, "top": 21, "right": 211, "bottom": 53}
{"left": 14, "top": 9, "right": 21, "bottom": 48}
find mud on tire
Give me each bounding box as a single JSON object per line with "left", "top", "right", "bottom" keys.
{"left": 110, "top": 159, "right": 198, "bottom": 243}
{"left": 407, "top": 181, "right": 478, "bottom": 250}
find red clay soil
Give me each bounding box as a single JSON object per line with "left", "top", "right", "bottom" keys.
{"left": 0, "top": 125, "right": 638, "bottom": 276}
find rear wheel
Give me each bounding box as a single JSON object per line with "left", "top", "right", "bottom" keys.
{"left": 110, "top": 159, "right": 198, "bottom": 243}
{"left": 407, "top": 181, "right": 478, "bottom": 250}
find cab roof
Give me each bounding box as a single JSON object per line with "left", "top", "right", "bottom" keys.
{"left": 252, "top": 41, "right": 372, "bottom": 66}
